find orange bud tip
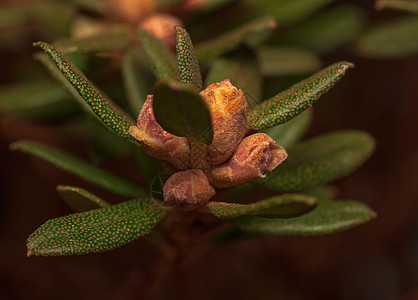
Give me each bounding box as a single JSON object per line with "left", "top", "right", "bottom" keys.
{"left": 26, "top": 251, "right": 33, "bottom": 257}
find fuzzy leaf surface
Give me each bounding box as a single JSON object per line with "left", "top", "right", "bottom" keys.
{"left": 195, "top": 16, "right": 276, "bottom": 61}
{"left": 153, "top": 80, "right": 213, "bottom": 144}
{"left": 207, "top": 194, "right": 317, "bottom": 219}
{"left": 137, "top": 27, "right": 178, "bottom": 81}
{"left": 53, "top": 25, "right": 131, "bottom": 54}
{"left": 235, "top": 199, "right": 376, "bottom": 235}
{"left": 34, "top": 42, "right": 136, "bottom": 141}
{"left": 11, "top": 140, "right": 143, "bottom": 197}
{"left": 261, "top": 109, "right": 312, "bottom": 149}
{"left": 27, "top": 198, "right": 165, "bottom": 256}
{"left": 57, "top": 185, "right": 110, "bottom": 212}
{"left": 176, "top": 27, "right": 203, "bottom": 90}
{"left": 356, "top": 17, "right": 418, "bottom": 58}
{"left": 205, "top": 55, "right": 262, "bottom": 109}
{"left": 248, "top": 61, "right": 353, "bottom": 130}
{"left": 258, "top": 130, "right": 375, "bottom": 192}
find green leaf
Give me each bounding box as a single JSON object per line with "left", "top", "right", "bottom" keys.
{"left": 258, "top": 130, "right": 376, "bottom": 192}
{"left": 137, "top": 27, "right": 178, "bottom": 81}
{"left": 235, "top": 199, "right": 376, "bottom": 235}
{"left": 206, "top": 194, "right": 317, "bottom": 219}
{"left": 195, "top": 16, "right": 276, "bottom": 61}
{"left": 53, "top": 25, "right": 131, "bottom": 54}
{"left": 275, "top": 6, "right": 365, "bottom": 54}
{"left": 11, "top": 140, "right": 144, "bottom": 197}
{"left": 153, "top": 80, "right": 213, "bottom": 144}
{"left": 176, "top": 26, "right": 203, "bottom": 90}
{"left": 0, "top": 80, "right": 79, "bottom": 120}
{"left": 261, "top": 109, "right": 313, "bottom": 149}
{"left": 376, "top": 0, "right": 418, "bottom": 14}
{"left": 122, "top": 49, "right": 153, "bottom": 115}
{"left": 245, "top": 0, "right": 334, "bottom": 26}
{"left": 57, "top": 185, "right": 110, "bottom": 212}
{"left": 205, "top": 54, "right": 262, "bottom": 109}
{"left": 356, "top": 16, "right": 418, "bottom": 58}
{"left": 27, "top": 198, "right": 166, "bottom": 256}
{"left": 34, "top": 42, "right": 136, "bottom": 142}
{"left": 68, "top": 0, "right": 108, "bottom": 14}
{"left": 257, "top": 46, "right": 322, "bottom": 76}
{"left": 248, "top": 61, "right": 354, "bottom": 130}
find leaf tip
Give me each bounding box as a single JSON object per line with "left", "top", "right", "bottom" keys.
{"left": 26, "top": 250, "right": 33, "bottom": 257}
{"left": 341, "top": 61, "right": 355, "bottom": 73}
{"left": 9, "top": 141, "right": 20, "bottom": 151}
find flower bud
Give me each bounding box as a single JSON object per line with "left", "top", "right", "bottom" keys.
{"left": 139, "top": 14, "right": 182, "bottom": 48}
{"left": 200, "top": 80, "right": 247, "bottom": 165}
{"left": 208, "top": 133, "right": 287, "bottom": 188}
{"left": 163, "top": 169, "right": 216, "bottom": 211}
{"left": 129, "top": 95, "right": 191, "bottom": 170}
{"left": 107, "top": 0, "right": 155, "bottom": 25}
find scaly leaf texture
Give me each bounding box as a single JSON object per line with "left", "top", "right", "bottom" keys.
{"left": 34, "top": 42, "right": 136, "bottom": 141}
{"left": 248, "top": 61, "right": 354, "bottom": 130}
{"left": 257, "top": 46, "right": 321, "bottom": 76}
{"left": 11, "top": 140, "right": 144, "bottom": 197}
{"left": 57, "top": 185, "right": 110, "bottom": 212}
{"left": 53, "top": 25, "right": 131, "bottom": 54}
{"left": 258, "top": 130, "right": 376, "bottom": 192}
{"left": 153, "top": 80, "right": 213, "bottom": 145}
{"left": 206, "top": 194, "right": 317, "bottom": 219}
{"left": 205, "top": 55, "right": 262, "bottom": 109}
{"left": 356, "top": 16, "right": 418, "bottom": 58}
{"left": 176, "top": 26, "right": 203, "bottom": 90}
{"left": 376, "top": 0, "right": 418, "bottom": 14}
{"left": 195, "top": 16, "right": 276, "bottom": 61}
{"left": 27, "top": 198, "right": 166, "bottom": 256}
{"left": 137, "top": 27, "right": 178, "bottom": 81}
{"left": 235, "top": 199, "right": 376, "bottom": 235}
{"left": 261, "top": 109, "right": 313, "bottom": 149}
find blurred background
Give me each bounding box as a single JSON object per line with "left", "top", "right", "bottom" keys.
{"left": 0, "top": 0, "right": 417, "bottom": 299}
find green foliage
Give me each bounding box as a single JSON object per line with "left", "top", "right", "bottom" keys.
{"left": 137, "top": 27, "right": 178, "bottom": 81}
{"left": 11, "top": 140, "right": 144, "bottom": 197}
{"left": 356, "top": 16, "right": 418, "bottom": 58}
{"left": 258, "top": 130, "right": 376, "bottom": 192}
{"left": 176, "top": 26, "right": 203, "bottom": 90}
{"left": 34, "top": 42, "right": 136, "bottom": 142}
{"left": 235, "top": 199, "right": 376, "bottom": 235}
{"left": 57, "top": 185, "right": 110, "bottom": 212}
{"left": 27, "top": 198, "right": 166, "bottom": 256}
{"left": 207, "top": 194, "right": 317, "bottom": 218}
{"left": 152, "top": 80, "right": 213, "bottom": 144}
{"left": 248, "top": 61, "right": 354, "bottom": 130}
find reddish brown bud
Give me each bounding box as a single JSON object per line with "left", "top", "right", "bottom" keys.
{"left": 107, "top": 0, "right": 155, "bottom": 24}
{"left": 129, "top": 95, "right": 191, "bottom": 170}
{"left": 200, "top": 80, "right": 247, "bottom": 165}
{"left": 163, "top": 169, "right": 216, "bottom": 211}
{"left": 208, "top": 133, "right": 287, "bottom": 188}
{"left": 139, "top": 14, "right": 182, "bottom": 48}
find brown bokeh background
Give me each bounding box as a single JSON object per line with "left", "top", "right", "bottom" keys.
{"left": 1, "top": 0, "right": 417, "bottom": 299}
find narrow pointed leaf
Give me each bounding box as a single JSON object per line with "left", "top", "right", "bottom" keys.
{"left": 195, "top": 16, "right": 276, "bottom": 61}
{"left": 57, "top": 185, "right": 110, "bottom": 212}
{"left": 0, "top": 80, "right": 79, "bottom": 119}
{"left": 206, "top": 194, "right": 317, "bottom": 219}
{"left": 137, "top": 27, "right": 178, "bottom": 81}
{"left": 27, "top": 198, "right": 166, "bottom": 256}
{"left": 205, "top": 55, "right": 262, "bottom": 109}
{"left": 11, "top": 140, "right": 144, "bottom": 197}
{"left": 122, "top": 49, "right": 153, "bottom": 115}
{"left": 153, "top": 80, "right": 213, "bottom": 144}
{"left": 53, "top": 25, "right": 131, "bottom": 54}
{"left": 356, "top": 17, "right": 418, "bottom": 58}
{"left": 376, "top": 0, "right": 418, "bottom": 14}
{"left": 258, "top": 130, "right": 376, "bottom": 192}
{"left": 257, "top": 46, "right": 321, "bottom": 76}
{"left": 261, "top": 109, "right": 313, "bottom": 149}
{"left": 275, "top": 6, "right": 365, "bottom": 54}
{"left": 248, "top": 61, "right": 354, "bottom": 130}
{"left": 176, "top": 26, "right": 203, "bottom": 90}
{"left": 245, "top": 0, "right": 334, "bottom": 25}
{"left": 34, "top": 42, "right": 136, "bottom": 141}
{"left": 235, "top": 199, "right": 376, "bottom": 235}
